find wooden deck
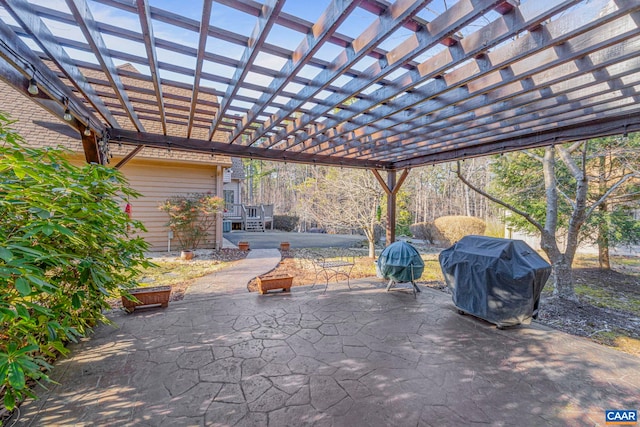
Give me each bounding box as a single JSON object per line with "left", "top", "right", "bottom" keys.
{"left": 224, "top": 203, "right": 273, "bottom": 232}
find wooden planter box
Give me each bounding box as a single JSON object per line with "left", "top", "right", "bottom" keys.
{"left": 122, "top": 286, "right": 171, "bottom": 313}
{"left": 238, "top": 241, "right": 250, "bottom": 251}
{"left": 280, "top": 242, "right": 290, "bottom": 251}
{"left": 257, "top": 274, "right": 293, "bottom": 295}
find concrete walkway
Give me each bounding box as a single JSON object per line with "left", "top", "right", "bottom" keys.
{"left": 10, "top": 265, "right": 640, "bottom": 426}
{"left": 183, "top": 249, "right": 281, "bottom": 299}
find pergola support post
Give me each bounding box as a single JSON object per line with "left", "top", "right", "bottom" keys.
{"left": 81, "top": 131, "right": 101, "bottom": 164}
{"left": 215, "top": 165, "right": 225, "bottom": 250}
{"left": 371, "top": 168, "right": 410, "bottom": 246}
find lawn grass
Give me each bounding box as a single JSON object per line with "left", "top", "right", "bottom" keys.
{"left": 137, "top": 259, "right": 232, "bottom": 287}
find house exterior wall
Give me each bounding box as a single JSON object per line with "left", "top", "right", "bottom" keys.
{"left": 0, "top": 79, "right": 231, "bottom": 252}
{"left": 115, "top": 157, "right": 221, "bottom": 251}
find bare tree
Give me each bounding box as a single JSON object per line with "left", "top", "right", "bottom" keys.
{"left": 457, "top": 141, "right": 639, "bottom": 300}
{"left": 306, "top": 168, "right": 383, "bottom": 258}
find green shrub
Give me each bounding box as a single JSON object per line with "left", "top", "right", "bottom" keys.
{"left": 410, "top": 222, "right": 437, "bottom": 243}
{"left": 159, "top": 193, "right": 225, "bottom": 249}
{"left": 433, "top": 216, "right": 486, "bottom": 245}
{"left": 274, "top": 215, "right": 299, "bottom": 232}
{"left": 395, "top": 224, "right": 411, "bottom": 237}
{"left": 0, "top": 113, "right": 152, "bottom": 410}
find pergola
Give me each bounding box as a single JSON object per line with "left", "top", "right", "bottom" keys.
{"left": 1, "top": 0, "right": 639, "bottom": 242}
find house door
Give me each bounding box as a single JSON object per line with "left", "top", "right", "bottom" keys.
{"left": 223, "top": 189, "right": 235, "bottom": 206}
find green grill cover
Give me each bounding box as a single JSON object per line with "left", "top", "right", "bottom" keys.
{"left": 376, "top": 241, "right": 424, "bottom": 283}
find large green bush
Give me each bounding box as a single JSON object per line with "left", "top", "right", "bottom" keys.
{"left": 0, "top": 113, "right": 152, "bottom": 410}
{"left": 433, "top": 215, "right": 486, "bottom": 245}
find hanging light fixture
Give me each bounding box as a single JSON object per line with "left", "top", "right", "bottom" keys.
{"left": 84, "top": 117, "right": 91, "bottom": 136}
{"left": 27, "top": 77, "right": 38, "bottom": 95}
{"left": 63, "top": 97, "right": 72, "bottom": 121}
{"left": 27, "top": 65, "right": 38, "bottom": 95}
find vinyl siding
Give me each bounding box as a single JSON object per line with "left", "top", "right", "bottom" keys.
{"left": 116, "top": 158, "right": 220, "bottom": 251}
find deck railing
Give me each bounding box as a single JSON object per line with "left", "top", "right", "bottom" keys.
{"left": 224, "top": 203, "right": 274, "bottom": 231}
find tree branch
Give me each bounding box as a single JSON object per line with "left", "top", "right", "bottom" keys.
{"left": 556, "top": 143, "right": 584, "bottom": 179}
{"left": 455, "top": 161, "right": 544, "bottom": 233}
{"left": 566, "top": 140, "right": 585, "bottom": 153}
{"left": 585, "top": 172, "right": 639, "bottom": 219}
{"left": 556, "top": 184, "right": 576, "bottom": 209}
{"left": 523, "top": 149, "right": 543, "bottom": 162}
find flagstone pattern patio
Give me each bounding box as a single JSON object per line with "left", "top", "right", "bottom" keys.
{"left": 14, "top": 274, "right": 640, "bottom": 426}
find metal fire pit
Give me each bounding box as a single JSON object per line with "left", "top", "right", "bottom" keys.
{"left": 376, "top": 241, "right": 425, "bottom": 297}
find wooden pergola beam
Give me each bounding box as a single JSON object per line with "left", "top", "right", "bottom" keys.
{"left": 2, "top": 0, "right": 119, "bottom": 128}
{"left": 367, "top": 36, "right": 640, "bottom": 161}
{"left": 294, "top": 0, "right": 580, "bottom": 154}
{"left": 256, "top": 0, "right": 451, "bottom": 150}
{"left": 321, "top": 6, "right": 640, "bottom": 158}
{"left": 224, "top": 0, "right": 361, "bottom": 144}
{"left": 0, "top": 20, "right": 105, "bottom": 135}
{"left": 208, "top": 0, "right": 284, "bottom": 140}
{"left": 108, "top": 128, "right": 392, "bottom": 170}
{"left": 136, "top": 0, "right": 167, "bottom": 135}
{"left": 1, "top": 0, "right": 638, "bottom": 171}
{"left": 380, "top": 75, "right": 640, "bottom": 162}
{"left": 114, "top": 145, "right": 145, "bottom": 169}
{"left": 264, "top": 0, "right": 507, "bottom": 151}
{"left": 393, "top": 112, "right": 640, "bottom": 168}
{"left": 393, "top": 93, "right": 640, "bottom": 162}
{"left": 15, "top": 4, "right": 367, "bottom": 104}
{"left": 66, "top": 0, "right": 144, "bottom": 132}
{"left": 186, "top": 0, "right": 213, "bottom": 139}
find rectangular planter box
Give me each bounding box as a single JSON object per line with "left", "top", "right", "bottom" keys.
{"left": 257, "top": 274, "right": 293, "bottom": 295}
{"left": 122, "top": 286, "right": 171, "bottom": 313}
{"left": 280, "top": 242, "right": 290, "bottom": 251}
{"left": 238, "top": 241, "right": 250, "bottom": 251}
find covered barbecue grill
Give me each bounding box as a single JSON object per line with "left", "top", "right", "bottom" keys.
{"left": 439, "top": 236, "right": 551, "bottom": 328}
{"left": 376, "top": 241, "right": 424, "bottom": 296}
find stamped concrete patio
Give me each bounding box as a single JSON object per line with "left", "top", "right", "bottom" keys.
{"left": 12, "top": 250, "right": 640, "bottom": 426}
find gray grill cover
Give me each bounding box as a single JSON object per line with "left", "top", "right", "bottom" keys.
{"left": 376, "top": 241, "right": 425, "bottom": 283}
{"left": 439, "top": 236, "right": 551, "bottom": 326}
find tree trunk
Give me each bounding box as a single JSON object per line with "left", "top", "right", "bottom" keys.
{"left": 540, "top": 230, "right": 576, "bottom": 299}
{"left": 368, "top": 239, "right": 376, "bottom": 259}
{"left": 368, "top": 211, "right": 377, "bottom": 259}
{"left": 552, "top": 259, "right": 576, "bottom": 299}
{"left": 597, "top": 155, "right": 611, "bottom": 269}
{"left": 598, "top": 200, "right": 611, "bottom": 269}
